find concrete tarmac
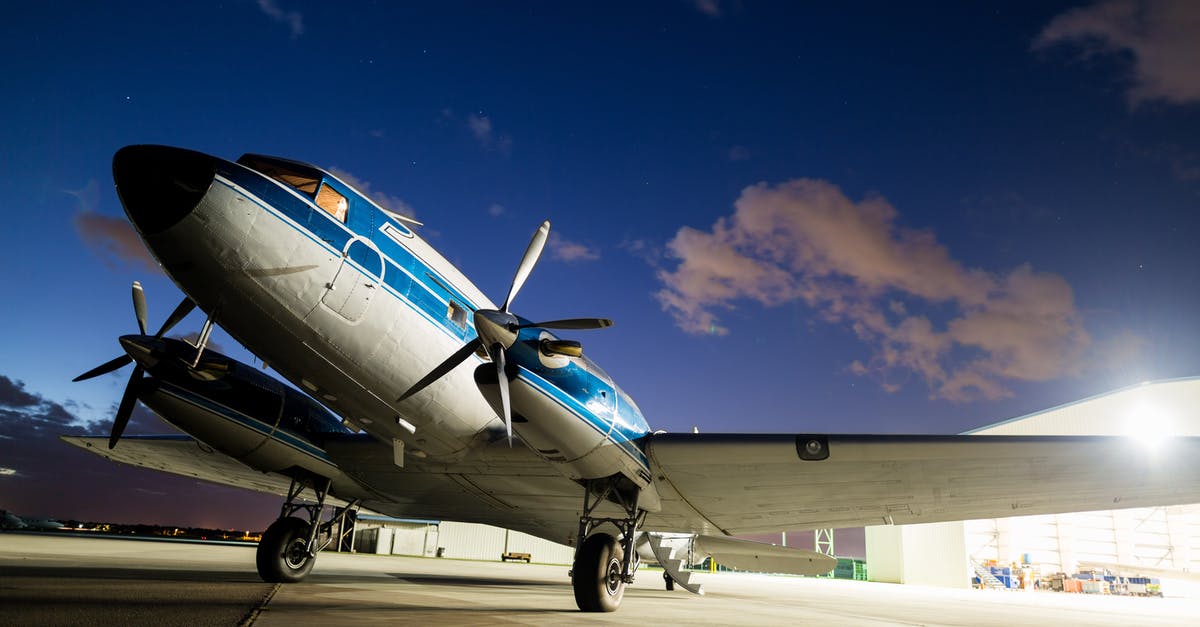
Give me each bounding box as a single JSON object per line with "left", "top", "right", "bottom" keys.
{"left": 3, "top": 533, "right": 1199, "bottom": 626}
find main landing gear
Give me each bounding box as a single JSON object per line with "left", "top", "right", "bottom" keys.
{"left": 571, "top": 477, "right": 645, "bottom": 612}
{"left": 256, "top": 475, "right": 358, "bottom": 583}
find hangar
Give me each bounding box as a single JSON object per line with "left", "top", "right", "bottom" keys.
{"left": 866, "top": 377, "right": 1200, "bottom": 595}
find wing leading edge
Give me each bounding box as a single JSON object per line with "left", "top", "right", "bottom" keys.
{"left": 644, "top": 433, "right": 1200, "bottom": 535}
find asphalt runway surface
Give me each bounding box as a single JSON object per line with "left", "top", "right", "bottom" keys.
{"left": 4, "top": 533, "right": 1199, "bottom": 625}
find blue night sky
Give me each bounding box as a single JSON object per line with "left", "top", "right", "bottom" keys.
{"left": 2, "top": 1, "right": 1200, "bottom": 529}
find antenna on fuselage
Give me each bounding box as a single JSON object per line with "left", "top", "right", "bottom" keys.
{"left": 380, "top": 208, "right": 423, "bottom": 227}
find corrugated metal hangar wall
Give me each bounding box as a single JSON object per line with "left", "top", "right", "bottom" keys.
{"left": 866, "top": 378, "right": 1200, "bottom": 593}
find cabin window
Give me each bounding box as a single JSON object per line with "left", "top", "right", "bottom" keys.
{"left": 447, "top": 301, "right": 468, "bottom": 330}
{"left": 316, "top": 183, "right": 348, "bottom": 223}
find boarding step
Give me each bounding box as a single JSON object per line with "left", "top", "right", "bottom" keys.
{"left": 645, "top": 533, "right": 704, "bottom": 595}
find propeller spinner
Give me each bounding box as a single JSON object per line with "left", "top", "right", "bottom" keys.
{"left": 72, "top": 281, "right": 195, "bottom": 448}
{"left": 398, "top": 221, "right": 612, "bottom": 444}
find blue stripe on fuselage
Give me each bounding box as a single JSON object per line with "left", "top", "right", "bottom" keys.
{"left": 213, "top": 163, "right": 650, "bottom": 471}
{"left": 212, "top": 172, "right": 476, "bottom": 348}
{"left": 216, "top": 164, "right": 481, "bottom": 341}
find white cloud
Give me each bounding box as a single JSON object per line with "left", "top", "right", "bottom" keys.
{"left": 549, "top": 232, "right": 600, "bottom": 263}
{"left": 64, "top": 179, "right": 100, "bottom": 212}
{"left": 728, "top": 145, "right": 751, "bottom": 161}
{"left": 1035, "top": 0, "right": 1200, "bottom": 106}
{"left": 256, "top": 0, "right": 304, "bottom": 39}
{"left": 487, "top": 203, "right": 506, "bottom": 217}
{"left": 656, "top": 179, "right": 1094, "bottom": 401}
{"left": 467, "top": 113, "right": 513, "bottom": 154}
{"left": 328, "top": 168, "right": 417, "bottom": 219}
{"left": 468, "top": 114, "right": 492, "bottom": 141}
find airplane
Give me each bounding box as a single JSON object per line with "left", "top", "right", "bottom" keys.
{"left": 63, "top": 144, "right": 1200, "bottom": 612}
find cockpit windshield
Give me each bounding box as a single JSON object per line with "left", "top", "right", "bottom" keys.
{"left": 238, "top": 155, "right": 321, "bottom": 196}
{"left": 576, "top": 355, "right": 613, "bottom": 386}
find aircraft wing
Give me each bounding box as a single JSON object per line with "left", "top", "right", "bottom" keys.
{"left": 66, "top": 431, "right": 1200, "bottom": 547}
{"left": 644, "top": 433, "right": 1200, "bottom": 535}
{"left": 59, "top": 434, "right": 360, "bottom": 507}
{"left": 60, "top": 432, "right": 587, "bottom": 543}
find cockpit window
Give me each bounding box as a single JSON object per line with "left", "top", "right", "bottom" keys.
{"left": 316, "top": 183, "right": 348, "bottom": 222}
{"left": 578, "top": 355, "right": 613, "bottom": 386}
{"left": 238, "top": 155, "right": 321, "bottom": 195}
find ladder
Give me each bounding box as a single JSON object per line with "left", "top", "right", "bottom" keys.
{"left": 645, "top": 533, "right": 705, "bottom": 595}
{"left": 971, "top": 561, "right": 1007, "bottom": 589}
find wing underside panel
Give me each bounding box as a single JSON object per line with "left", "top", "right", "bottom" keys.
{"left": 645, "top": 433, "right": 1200, "bottom": 535}
{"left": 67, "top": 432, "right": 1200, "bottom": 547}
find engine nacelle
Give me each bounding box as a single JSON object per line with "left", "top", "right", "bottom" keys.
{"left": 474, "top": 362, "right": 658, "bottom": 508}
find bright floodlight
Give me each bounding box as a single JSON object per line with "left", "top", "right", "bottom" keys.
{"left": 1126, "top": 403, "right": 1174, "bottom": 451}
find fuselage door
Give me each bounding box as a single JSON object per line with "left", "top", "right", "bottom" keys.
{"left": 321, "top": 235, "right": 384, "bottom": 322}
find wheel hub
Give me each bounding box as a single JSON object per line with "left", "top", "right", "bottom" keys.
{"left": 604, "top": 557, "right": 622, "bottom": 595}
{"left": 284, "top": 537, "right": 309, "bottom": 569}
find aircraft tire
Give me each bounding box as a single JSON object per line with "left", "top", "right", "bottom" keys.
{"left": 573, "top": 533, "right": 625, "bottom": 612}
{"left": 256, "top": 516, "right": 315, "bottom": 583}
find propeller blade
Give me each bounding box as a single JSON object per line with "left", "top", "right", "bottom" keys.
{"left": 109, "top": 365, "right": 143, "bottom": 449}
{"left": 501, "top": 220, "right": 550, "bottom": 313}
{"left": 154, "top": 297, "right": 196, "bottom": 338}
{"left": 398, "top": 338, "right": 482, "bottom": 401}
{"left": 491, "top": 343, "right": 513, "bottom": 446}
{"left": 518, "top": 318, "right": 614, "bottom": 331}
{"left": 132, "top": 281, "right": 148, "bottom": 335}
{"left": 72, "top": 355, "right": 133, "bottom": 382}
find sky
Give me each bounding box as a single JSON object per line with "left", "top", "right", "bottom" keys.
{"left": 2, "top": 0, "right": 1200, "bottom": 530}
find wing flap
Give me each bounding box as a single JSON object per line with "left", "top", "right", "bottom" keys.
{"left": 646, "top": 433, "right": 1200, "bottom": 534}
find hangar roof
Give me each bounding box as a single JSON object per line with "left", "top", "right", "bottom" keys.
{"left": 966, "top": 377, "right": 1200, "bottom": 436}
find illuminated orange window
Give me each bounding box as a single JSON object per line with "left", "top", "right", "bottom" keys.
{"left": 316, "top": 183, "right": 348, "bottom": 223}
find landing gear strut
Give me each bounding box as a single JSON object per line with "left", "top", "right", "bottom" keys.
{"left": 256, "top": 475, "right": 358, "bottom": 583}
{"left": 571, "top": 477, "right": 645, "bottom": 612}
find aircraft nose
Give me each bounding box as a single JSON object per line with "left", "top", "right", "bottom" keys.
{"left": 113, "top": 145, "right": 216, "bottom": 235}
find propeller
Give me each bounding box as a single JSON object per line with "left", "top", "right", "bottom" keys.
{"left": 398, "top": 221, "right": 613, "bottom": 444}
{"left": 72, "top": 281, "right": 195, "bottom": 448}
